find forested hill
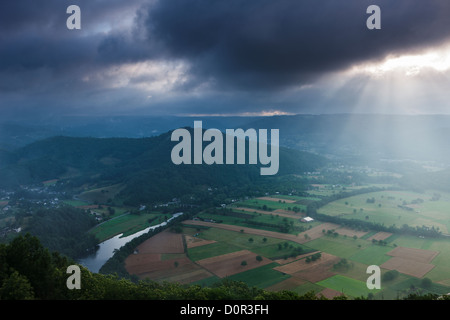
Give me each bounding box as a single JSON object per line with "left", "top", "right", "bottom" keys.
{"left": 0, "top": 129, "right": 328, "bottom": 205}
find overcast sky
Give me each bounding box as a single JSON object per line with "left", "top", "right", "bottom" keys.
{"left": 1, "top": 0, "right": 450, "bottom": 121}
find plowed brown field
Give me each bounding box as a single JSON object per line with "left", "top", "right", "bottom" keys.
{"left": 274, "top": 252, "right": 340, "bottom": 282}
{"left": 380, "top": 246, "right": 439, "bottom": 278}
{"left": 196, "top": 250, "right": 272, "bottom": 278}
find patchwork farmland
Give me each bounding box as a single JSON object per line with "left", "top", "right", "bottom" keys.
{"left": 124, "top": 189, "right": 450, "bottom": 299}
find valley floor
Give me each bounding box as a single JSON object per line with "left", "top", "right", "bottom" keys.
{"left": 122, "top": 187, "right": 450, "bottom": 300}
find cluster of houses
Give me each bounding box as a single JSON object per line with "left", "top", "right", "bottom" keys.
{"left": 0, "top": 184, "right": 67, "bottom": 213}
{"left": 1, "top": 197, "right": 62, "bottom": 212}
{"left": 0, "top": 185, "right": 68, "bottom": 238}
{"left": 153, "top": 198, "right": 180, "bottom": 208}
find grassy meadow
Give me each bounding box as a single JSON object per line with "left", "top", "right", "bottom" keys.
{"left": 317, "top": 190, "right": 450, "bottom": 233}
{"left": 89, "top": 211, "right": 169, "bottom": 242}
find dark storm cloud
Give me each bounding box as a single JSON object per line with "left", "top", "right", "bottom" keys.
{"left": 146, "top": 0, "right": 450, "bottom": 91}
{"left": 0, "top": 0, "right": 143, "bottom": 34}
{"left": 1, "top": 0, "right": 450, "bottom": 119}
{"left": 0, "top": 0, "right": 152, "bottom": 68}
{"left": 2, "top": 0, "right": 449, "bottom": 91}
{"left": 0, "top": 0, "right": 152, "bottom": 93}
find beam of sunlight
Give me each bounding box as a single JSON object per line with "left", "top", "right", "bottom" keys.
{"left": 297, "top": 42, "right": 450, "bottom": 164}
{"left": 350, "top": 44, "right": 450, "bottom": 78}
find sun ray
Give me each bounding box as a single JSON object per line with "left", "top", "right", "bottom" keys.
{"left": 350, "top": 43, "right": 450, "bottom": 78}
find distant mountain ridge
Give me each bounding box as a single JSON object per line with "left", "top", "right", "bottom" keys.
{"left": 3, "top": 114, "right": 450, "bottom": 165}
{"left": 0, "top": 129, "right": 328, "bottom": 205}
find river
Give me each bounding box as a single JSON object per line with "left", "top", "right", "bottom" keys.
{"left": 78, "top": 212, "right": 184, "bottom": 273}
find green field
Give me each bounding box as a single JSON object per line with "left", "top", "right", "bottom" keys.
{"left": 63, "top": 194, "right": 158, "bottom": 242}
{"left": 188, "top": 241, "right": 242, "bottom": 261}
{"left": 78, "top": 183, "right": 125, "bottom": 204}
{"left": 135, "top": 188, "right": 450, "bottom": 299}
{"left": 291, "top": 282, "right": 326, "bottom": 296}
{"left": 181, "top": 214, "right": 450, "bottom": 299}
{"left": 266, "top": 195, "right": 322, "bottom": 202}
{"left": 385, "top": 234, "right": 450, "bottom": 284}
{"left": 306, "top": 184, "right": 392, "bottom": 197}
{"left": 198, "top": 209, "right": 308, "bottom": 235}
{"left": 305, "top": 236, "right": 369, "bottom": 259}
{"left": 332, "top": 260, "right": 377, "bottom": 282}
{"left": 233, "top": 198, "right": 307, "bottom": 212}
{"left": 380, "top": 276, "right": 450, "bottom": 299}
{"left": 89, "top": 212, "right": 167, "bottom": 242}
{"left": 317, "top": 190, "right": 450, "bottom": 233}
{"left": 186, "top": 227, "right": 314, "bottom": 261}
{"left": 349, "top": 245, "right": 392, "bottom": 266}
{"left": 317, "top": 275, "right": 380, "bottom": 298}
{"left": 228, "top": 263, "right": 291, "bottom": 289}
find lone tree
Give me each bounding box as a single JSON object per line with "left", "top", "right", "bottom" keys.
{"left": 241, "top": 260, "right": 247, "bottom": 266}
{"left": 382, "top": 270, "right": 399, "bottom": 282}
{"left": 421, "top": 278, "right": 432, "bottom": 288}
